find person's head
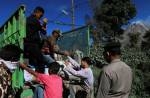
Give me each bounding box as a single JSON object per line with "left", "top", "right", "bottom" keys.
{"left": 81, "top": 57, "right": 92, "bottom": 68}
{"left": 103, "top": 42, "right": 121, "bottom": 63}
{"left": 52, "top": 29, "right": 62, "bottom": 40}
{"left": 0, "top": 44, "right": 23, "bottom": 62}
{"left": 48, "top": 62, "right": 61, "bottom": 75}
{"left": 33, "top": 6, "right": 44, "bottom": 19}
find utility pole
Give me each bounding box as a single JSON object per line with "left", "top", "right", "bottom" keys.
{"left": 71, "top": 0, "right": 75, "bottom": 30}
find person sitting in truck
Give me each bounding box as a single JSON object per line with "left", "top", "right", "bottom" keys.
{"left": 47, "top": 29, "right": 68, "bottom": 59}
{"left": 40, "top": 29, "right": 69, "bottom": 66}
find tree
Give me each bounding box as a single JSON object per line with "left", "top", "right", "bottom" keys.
{"left": 128, "top": 32, "right": 141, "bottom": 48}
{"left": 93, "top": 0, "right": 136, "bottom": 39}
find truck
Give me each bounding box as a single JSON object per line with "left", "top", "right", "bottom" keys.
{"left": 0, "top": 5, "right": 91, "bottom": 97}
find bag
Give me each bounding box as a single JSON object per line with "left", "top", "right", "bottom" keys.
{"left": 20, "top": 89, "right": 33, "bottom": 98}
{"left": 12, "top": 66, "right": 24, "bottom": 89}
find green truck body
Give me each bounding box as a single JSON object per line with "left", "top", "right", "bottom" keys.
{"left": 0, "top": 5, "right": 26, "bottom": 50}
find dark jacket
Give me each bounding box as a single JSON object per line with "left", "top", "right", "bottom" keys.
{"left": 25, "top": 15, "right": 46, "bottom": 44}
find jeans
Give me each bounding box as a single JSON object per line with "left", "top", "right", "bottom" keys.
{"left": 69, "top": 85, "right": 94, "bottom": 98}
{"left": 33, "top": 85, "right": 44, "bottom": 98}
{"left": 43, "top": 54, "right": 55, "bottom": 65}
{"left": 24, "top": 43, "right": 45, "bottom": 73}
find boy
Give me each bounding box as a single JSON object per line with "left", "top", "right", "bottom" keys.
{"left": 65, "top": 56, "right": 94, "bottom": 98}
{"left": 19, "top": 62, "right": 63, "bottom": 98}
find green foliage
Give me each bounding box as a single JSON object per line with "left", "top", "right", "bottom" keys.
{"left": 127, "top": 32, "right": 141, "bottom": 48}
{"left": 90, "top": 45, "right": 150, "bottom": 98}
{"left": 122, "top": 48, "right": 150, "bottom": 98}
{"left": 94, "top": 0, "right": 136, "bottom": 37}
{"left": 142, "top": 30, "right": 150, "bottom": 50}
{"left": 90, "top": 45, "right": 106, "bottom": 95}
{"left": 90, "top": 45, "right": 106, "bottom": 64}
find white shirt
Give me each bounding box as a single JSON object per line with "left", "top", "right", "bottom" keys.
{"left": 0, "top": 58, "right": 18, "bottom": 71}
{"left": 65, "top": 56, "right": 94, "bottom": 88}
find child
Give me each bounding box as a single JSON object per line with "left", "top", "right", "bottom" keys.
{"left": 65, "top": 56, "right": 94, "bottom": 98}
{"left": 19, "top": 62, "right": 63, "bottom": 98}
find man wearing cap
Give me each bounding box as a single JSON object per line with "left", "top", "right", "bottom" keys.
{"left": 96, "top": 42, "right": 132, "bottom": 98}
{"left": 46, "top": 29, "right": 68, "bottom": 59}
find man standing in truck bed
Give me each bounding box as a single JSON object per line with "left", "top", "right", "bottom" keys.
{"left": 24, "top": 6, "right": 47, "bottom": 73}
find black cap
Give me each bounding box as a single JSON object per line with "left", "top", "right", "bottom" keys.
{"left": 34, "top": 6, "right": 44, "bottom": 14}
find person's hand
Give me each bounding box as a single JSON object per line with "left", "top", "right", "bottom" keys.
{"left": 42, "top": 27, "right": 47, "bottom": 31}
{"left": 43, "top": 18, "right": 48, "bottom": 24}
{"left": 19, "top": 62, "right": 27, "bottom": 68}
{"left": 64, "top": 51, "right": 70, "bottom": 56}
{"left": 64, "top": 61, "right": 70, "bottom": 66}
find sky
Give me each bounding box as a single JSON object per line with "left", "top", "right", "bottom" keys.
{"left": 0, "top": 0, "right": 150, "bottom": 35}
{"left": 131, "top": 0, "right": 150, "bottom": 26}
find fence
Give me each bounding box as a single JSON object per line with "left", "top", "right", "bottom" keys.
{"left": 57, "top": 26, "right": 90, "bottom": 56}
